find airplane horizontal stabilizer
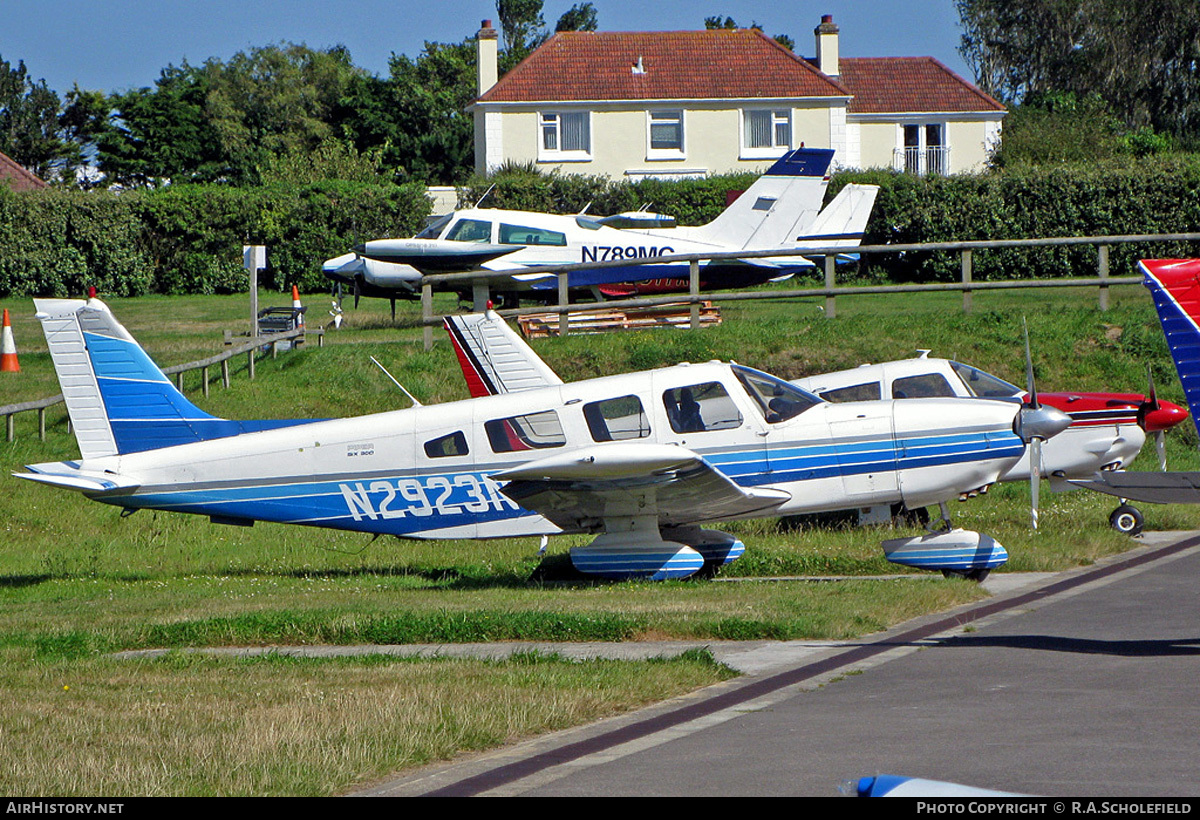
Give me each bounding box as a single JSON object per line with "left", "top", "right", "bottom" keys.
{"left": 15, "top": 461, "right": 140, "bottom": 495}
{"left": 444, "top": 311, "right": 563, "bottom": 397}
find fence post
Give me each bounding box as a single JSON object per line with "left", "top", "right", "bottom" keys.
{"left": 689, "top": 259, "right": 700, "bottom": 330}
{"left": 824, "top": 255, "right": 836, "bottom": 318}
{"left": 422, "top": 282, "right": 433, "bottom": 351}
{"left": 38, "top": 408, "right": 45, "bottom": 440}
{"left": 962, "top": 249, "right": 973, "bottom": 313}
{"left": 558, "top": 273, "right": 570, "bottom": 337}
{"left": 1098, "top": 244, "right": 1110, "bottom": 311}
{"left": 202, "top": 366, "right": 209, "bottom": 398}
{"left": 472, "top": 280, "right": 490, "bottom": 312}
{"left": 222, "top": 358, "right": 230, "bottom": 389}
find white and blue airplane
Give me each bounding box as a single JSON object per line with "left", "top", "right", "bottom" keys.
{"left": 324, "top": 147, "right": 878, "bottom": 305}
{"left": 15, "top": 298, "right": 1068, "bottom": 581}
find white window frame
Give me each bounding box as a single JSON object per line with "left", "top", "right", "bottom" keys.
{"left": 896, "top": 121, "right": 950, "bottom": 175}
{"left": 538, "top": 110, "right": 592, "bottom": 162}
{"left": 646, "top": 110, "right": 685, "bottom": 161}
{"left": 740, "top": 108, "right": 792, "bottom": 159}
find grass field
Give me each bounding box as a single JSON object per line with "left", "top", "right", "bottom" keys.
{"left": 1, "top": 281, "right": 1197, "bottom": 794}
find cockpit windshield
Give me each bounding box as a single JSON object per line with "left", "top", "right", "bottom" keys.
{"left": 733, "top": 365, "right": 822, "bottom": 423}
{"left": 416, "top": 213, "right": 453, "bottom": 240}
{"left": 950, "top": 361, "right": 1021, "bottom": 397}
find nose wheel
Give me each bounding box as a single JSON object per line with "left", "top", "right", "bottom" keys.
{"left": 1109, "top": 503, "right": 1144, "bottom": 536}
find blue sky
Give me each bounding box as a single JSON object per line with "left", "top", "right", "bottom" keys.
{"left": 3, "top": 0, "right": 972, "bottom": 95}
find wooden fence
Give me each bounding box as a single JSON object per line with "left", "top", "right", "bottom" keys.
{"left": 2, "top": 325, "right": 321, "bottom": 442}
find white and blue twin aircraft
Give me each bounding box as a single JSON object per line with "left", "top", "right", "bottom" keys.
{"left": 16, "top": 298, "right": 1069, "bottom": 581}
{"left": 324, "top": 147, "right": 878, "bottom": 303}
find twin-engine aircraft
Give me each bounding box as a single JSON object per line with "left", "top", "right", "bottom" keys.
{"left": 16, "top": 298, "right": 1067, "bottom": 581}
{"left": 323, "top": 147, "right": 878, "bottom": 305}
{"left": 1071, "top": 259, "right": 1200, "bottom": 525}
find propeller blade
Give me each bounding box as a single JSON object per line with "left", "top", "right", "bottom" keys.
{"left": 1023, "top": 317, "right": 1039, "bottom": 408}
{"left": 1030, "top": 437, "right": 1042, "bottom": 531}
{"left": 1156, "top": 429, "right": 1167, "bottom": 471}
{"left": 354, "top": 279, "right": 361, "bottom": 309}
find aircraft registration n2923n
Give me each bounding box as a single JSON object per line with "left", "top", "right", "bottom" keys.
{"left": 16, "top": 298, "right": 1069, "bottom": 580}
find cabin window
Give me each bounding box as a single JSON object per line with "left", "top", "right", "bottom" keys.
{"left": 416, "top": 213, "right": 453, "bottom": 240}
{"left": 820, "top": 382, "right": 882, "bottom": 403}
{"left": 540, "top": 111, "right": 591, "bottom": 157}
{"left": 663, "top": 382, "right": 743, "bottom": 434}
{"left": 733, "top": 365, "right": 821, "bottom": 423}
{"left": 743, "top": 109, "right": 791, "bottom": 155}
{"left": 499, "top": 223, "right": 567, "bottom": 246}
{"left": 584, "top": 395, "right": 650, "bottom": 442}
{"left": 424, "top": 431, "right": 469, "bottom": 458}
{"left": 950, "top": 362, "right": 1020, "bottom": 398}
{"left": 446, "top": 219, "right": 492, "bottom": 243}
{"left": 892, "top": 373, "right": 956, "bottom": 399}
{"left": 647, "top": 110, "right": 684, "bottom": 157}
{"left": 485, "top": 409, "right": 566, "bottom": 452}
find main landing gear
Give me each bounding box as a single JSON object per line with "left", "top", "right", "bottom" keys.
{"left": 1109, "top": 503, "right": 1145, "bottom": 536}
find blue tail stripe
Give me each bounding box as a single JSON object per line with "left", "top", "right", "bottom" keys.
{"left": 85, "top": 330, "right": 320, "bottom": 454}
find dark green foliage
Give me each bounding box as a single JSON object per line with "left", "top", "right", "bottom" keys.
{"left": 0, "top": 181, "right": 430, "bottom": 298}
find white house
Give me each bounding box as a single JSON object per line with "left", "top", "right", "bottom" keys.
{"left": 469, "top": 15, "right": 1005, "bottom": 180}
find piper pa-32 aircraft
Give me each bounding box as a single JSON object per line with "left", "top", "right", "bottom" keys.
{"left": 791, "top": 353, "right": 1188, "bottom": 533}
{"left": 1070, "top": 259, "right": 1200, "bottom": 527}
{"left": 18, "top": 298, "right": 1069, "bottom": 581}
{"left": 323, "top": 147, "right": 878, "bottom": 306}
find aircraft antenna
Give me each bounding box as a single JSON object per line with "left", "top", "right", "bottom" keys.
{"left": 474, "top": 184, "right": 496, "bottom": 209}
{"left": 370, "top": 356, "right": 423, "bottom": 407}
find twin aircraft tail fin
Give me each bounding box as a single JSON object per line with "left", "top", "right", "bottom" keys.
{"left": 1140, "top": 259, "right": 1200, "bottom": 438}
{"left": 35, "top": 298, "right": 313, "bottom": 458}
{"left": 444, "top": 311, "right": 563, "bottom": 397}
{"left": 685, "top": 147, "right": 835, "bottom": 250}
{"left": 795, "top": 183, "right": 879, "bottom": 250}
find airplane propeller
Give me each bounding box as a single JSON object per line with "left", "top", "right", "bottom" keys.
{"left": 1016, "top": 319, "right": 1072, "bottom": 530}
{"left": 1137, "top": 367, "right": 1169, "bottom": 471}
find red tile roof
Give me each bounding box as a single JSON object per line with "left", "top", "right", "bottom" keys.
{"left": 0, "top": 151, "right": 47, "bottom": 191}
{"left": 837, "top": 57, "right": 1005, "bottom": 114}
{"left": 478, "top": 29, "right": 850, "bottom": 103}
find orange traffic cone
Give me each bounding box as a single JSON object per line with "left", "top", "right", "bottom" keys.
{"left": 292, "top": 284, "right": 304, "bottom": 326}
{"left": 1, "top": 309, "right": 20, "bottom": 372}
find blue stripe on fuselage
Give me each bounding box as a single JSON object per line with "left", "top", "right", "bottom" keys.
{"left": 111, "top": 429, "right": 1021, "bottom": 534}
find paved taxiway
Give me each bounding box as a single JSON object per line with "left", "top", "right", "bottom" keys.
{"left": 353, "top": 531, "right": 1200, "bottom": 797}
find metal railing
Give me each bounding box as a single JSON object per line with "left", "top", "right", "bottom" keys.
{"left": 415, "top": 231, "right": 1200, "bottom": 348}
{"left": 2, "top": 325, "right": 321, "bottom": 442}
{"left": 894, "top": 145, "right": 950, "bottom": 175}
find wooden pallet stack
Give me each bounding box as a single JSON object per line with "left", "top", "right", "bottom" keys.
{"left": 517, "top": 302, "right": 722, "bottom": 338}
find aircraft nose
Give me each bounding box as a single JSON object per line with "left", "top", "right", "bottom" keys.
{"left": 1015, "top": 404, "right": 1073, "bottom": 443}
{"left": 1141, "top": 399, "right": 1189, "bottom": 432}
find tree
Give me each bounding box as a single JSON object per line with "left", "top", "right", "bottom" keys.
{"left": 0, "top": 56, "right": 69, "bottom": 179}
{"left": 338, "top": 39, "right": 478, "bottom": 184}
{"left": 703, "top": 15, "right": 794, "bottom": 51}
{"left": 956, "top": 0, "right": 1200, "bottom": 138}
{"left": 555, "top": 2, "right": 598, "bottom": 32}
{"left": 497, "top": 0, "right": 547, "bottom": 62}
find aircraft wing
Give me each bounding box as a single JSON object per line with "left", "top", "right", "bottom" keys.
{"left": 1070, "top": 471, "right": 1200, "bottom": 505}
{"left": 492, "top": 443, "right": 791, "bottom": 531}
{"left": 355, "top": 238, "right": 523, "bottom": 273}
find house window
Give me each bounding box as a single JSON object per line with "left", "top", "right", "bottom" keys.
{"left": 647, "top": 110, "right": 684, "bottom": 158}
{"left": 899, "top": 123, "right": 948, "bottom": 175}
{"left": 742, "top": 109, "right": 791, "bottom": 158}
{"left": 540, "top": 111, "right": 590, "bottom": 159}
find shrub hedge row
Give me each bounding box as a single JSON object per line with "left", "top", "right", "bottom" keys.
{"left": 1, "top": 159, "right": 1198, "bottom": 299}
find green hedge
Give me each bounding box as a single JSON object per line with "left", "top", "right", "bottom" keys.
{"left": 1, "top": 159, "right": 1198, "bottom": 298}
{"left": 0, "top": 180, "right": 431, "bottom": 298}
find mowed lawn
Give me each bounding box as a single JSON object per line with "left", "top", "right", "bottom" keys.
{"left": 1, "top": 282, "right": 1197, "bottom": 794}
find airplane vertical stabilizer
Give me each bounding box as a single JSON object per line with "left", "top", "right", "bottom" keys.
{"left": 795, "top": 183, "right": 879, "bottom": 250}
{"left": 681, "top": 147, "right": 835, "bottom": 249}
{"left": 35, "top": 298, "right": 315, "bottom": 457}
{"left": 1140, "top": 259, "right": 1200, "bottom": 437}
{"left": 444, "top": 311, "right": 563, "bottom": 397}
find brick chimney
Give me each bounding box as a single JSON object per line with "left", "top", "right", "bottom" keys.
{"left": 477, "top": 19, "right": 498, "bottom": 96}
{"left": 814, "top": 14, "right": 839, "bottom": 77}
